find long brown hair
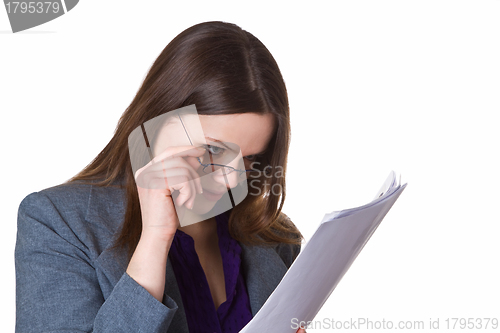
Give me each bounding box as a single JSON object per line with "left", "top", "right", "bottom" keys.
{"left": 66, "top": 21, "right": 303, "bottom": 259}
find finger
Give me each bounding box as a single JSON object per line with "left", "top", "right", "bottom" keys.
{"left": 139, "top": 153, "right": 203, "bottom": 194}
{"left": 159, "top": 166, "right": 198, "bottom": 194}
{"left": 184, "top": 178, "right": 197, "bottom": 210}
{"left": 135, "top": 158, "right": 199, "bottom": 193}
{"left": 168, "top": 170, "right": 196, "bottom": 209}
{"left": 136, "top": 169, "right": 168, "bottom": 190}
{"left": 138, "top": 168, "right": 197, "bottom": 198}
{"left": 137, "top": 170, "right": 195, "bottom": 210}
{"left": 151, "top": 145, "right": 206, "bottom": 165}
{"left": 135, "top": 145, "right": 204, "bottom": 179}
{"left": 157, "top": 156, "right": 203, "bottom": 194}
{"left": 181, "top": 155, "right": 204, "bottom": 194}
{"left": 160, "top": 160, "right": 170, "bottom": 192}
{"left": 157, "top": 168, "right": 197, "bottom": 209}
{"left": 170, "top": 174, "right": 196, "bottom": 209}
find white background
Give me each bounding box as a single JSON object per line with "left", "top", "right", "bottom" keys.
{"left": 1, "top": 1, "right": 499, "bottom": 332}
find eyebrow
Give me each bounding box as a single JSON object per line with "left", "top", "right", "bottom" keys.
{"left": 205, "top": 136, "right": 267, "bottom": 156}
{"left": 205, "top": 137, "right": 234, "bottom": 152}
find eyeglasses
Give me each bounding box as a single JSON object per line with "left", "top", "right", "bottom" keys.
{"left": 178, "top": 114, "right": 254, "bottom": 179}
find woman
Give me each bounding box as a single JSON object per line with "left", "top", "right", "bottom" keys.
{"left": 15, "top": 21, "right": 307, "bottom": 333}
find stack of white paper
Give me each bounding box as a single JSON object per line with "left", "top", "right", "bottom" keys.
{"left": 240, "top": 171, "right": 407, "bottom": 333}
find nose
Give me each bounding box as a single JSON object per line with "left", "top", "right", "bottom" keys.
{"left": 211, "top": 169, "right": 241, "bottom": 189}
{"left": 214, "top": 152, "right": 248, "bottom": 187}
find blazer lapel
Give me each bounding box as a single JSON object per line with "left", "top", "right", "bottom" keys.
{"left": 164, "top": 258, "right": 189, "bottom": 333}
{"left": 238, "top": 241, "right": 289, "bottom": 317}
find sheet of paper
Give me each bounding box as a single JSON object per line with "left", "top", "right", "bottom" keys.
{"left": 239, "top": 172, "right": 407, "bottom": 333}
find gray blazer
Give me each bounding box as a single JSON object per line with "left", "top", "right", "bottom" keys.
{"left": 15, "top": 180, "right": 301, "bottom": 333}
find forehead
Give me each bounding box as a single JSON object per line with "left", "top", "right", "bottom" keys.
{"left": 199, "top": 113, "right": 275, "bottom": 155}
{"left": 152, "top": 112, "right": 276, "bottom": 156}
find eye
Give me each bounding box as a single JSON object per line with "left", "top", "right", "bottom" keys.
{"left": 244, "top": 155, "right": 257, "bottom": 161}
{"left": 204, "top": 144, "right": 225, "bottom": 155}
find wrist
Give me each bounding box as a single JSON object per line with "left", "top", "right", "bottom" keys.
{"left": 140, "top": 227, "right": 176, "bottom": 245}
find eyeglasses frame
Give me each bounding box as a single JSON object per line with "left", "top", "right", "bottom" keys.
{"left": 177, "top": 113, "right": 255, "bottom": 178}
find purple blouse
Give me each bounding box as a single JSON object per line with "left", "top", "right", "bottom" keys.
{"left": 168, "top": 211, "right": 253, "bottom": 333}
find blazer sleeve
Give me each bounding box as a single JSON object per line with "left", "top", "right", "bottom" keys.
{"left": 15, "top": 191, "right": 178, "bottom": 333}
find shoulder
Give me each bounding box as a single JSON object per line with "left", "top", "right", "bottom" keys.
{"left": 17, "top": 179, "right": 127, "bottom": 257}
{"left": 272, "top": 212, "right": 302, "bottom": 269}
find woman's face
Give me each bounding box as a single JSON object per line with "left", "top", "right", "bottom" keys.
{"left": 152, "top": 112, "right": 275, "bottom": 215}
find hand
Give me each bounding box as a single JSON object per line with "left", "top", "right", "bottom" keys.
{"left": 297, "top": 327, "right": 307, "bottom": 333}
{"left": 134, "top": 145, "right": 205, "bottom": 240}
